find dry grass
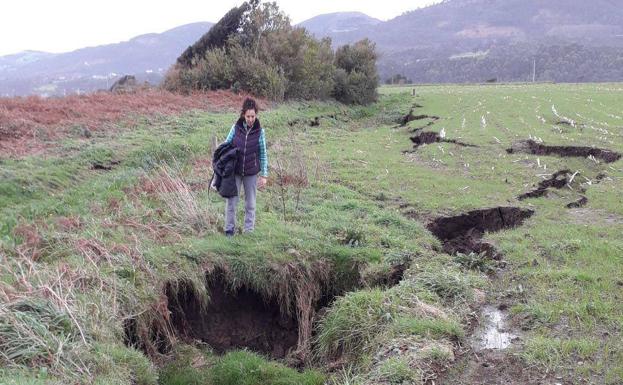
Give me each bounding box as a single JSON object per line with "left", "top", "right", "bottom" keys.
{"left": 0, "top": 89, "right": 265, "bottom": 158}
{"left": 269, "top": 133, "right": 320, "bottom": 220}
{"left": 0, "top": 253, "right": 92, "bottom": 377}
{"left": 147, "top": 163, "right": 220, "bottom": 234}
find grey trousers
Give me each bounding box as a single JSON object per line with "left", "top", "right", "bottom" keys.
{"left": 225, "top": 174, "right": 257, "bottom": 233}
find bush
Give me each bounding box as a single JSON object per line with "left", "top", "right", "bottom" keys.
{"left": 232, "top": 52, "right": 286, "bottom": 100}
{"left": 164, "top": 3, "right": 377, "bottom": 105}
{"left": 176, "top": 3, "right": 250, "bottom": 68}
{"left": 195, "top": 48, "right": 235, "bottom": 90}
{"left": 333, "top": 39, "right": 379, "bottom": 105}
{"left": 266, "top": 30, "right": 335, "bottom": 100}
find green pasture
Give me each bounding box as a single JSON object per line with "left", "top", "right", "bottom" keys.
{"left": 1, "top": 83, "right": 621, "bottom": 384}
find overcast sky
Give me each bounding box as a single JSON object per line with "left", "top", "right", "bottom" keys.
{"left": 0, "top": 0, "right": 440, "bottom": 56}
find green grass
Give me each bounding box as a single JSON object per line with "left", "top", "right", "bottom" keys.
{"left": 208, "top": 351, "right": 324, "bottom": 385}
{"left": 2, "top": 83, "right": 623, "bottom": 384}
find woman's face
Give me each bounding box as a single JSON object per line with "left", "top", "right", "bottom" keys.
{"left": 244, "top": 109, "right": 257, "bottom": 128}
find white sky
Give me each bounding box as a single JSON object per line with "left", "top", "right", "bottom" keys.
{"left": 0, "top": 0, "right": 440, "bottom": 56}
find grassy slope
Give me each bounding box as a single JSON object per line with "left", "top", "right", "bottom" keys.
{"left": 1, "top": 83, "right": 622, "bottom": 384}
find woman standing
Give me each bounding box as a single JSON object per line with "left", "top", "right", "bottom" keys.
{"left": 223, "top": 97, "right": 268, "bottom": 236}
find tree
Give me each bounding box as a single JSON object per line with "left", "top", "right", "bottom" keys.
{"left": 165, "top": 2, "right": 379, "bottom": 105}
{"left": 176, "top": 2, "right": 251, "bottom": 68}
{"left": 333, "top": 39, "right": 379, "bottom": 105}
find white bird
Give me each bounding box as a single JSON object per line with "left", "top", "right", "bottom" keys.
{"left": 439, "top": 127, "right": 446, "bottom": 139}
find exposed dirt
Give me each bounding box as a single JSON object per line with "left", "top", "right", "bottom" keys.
{"left": 288, "top": 114, "right": 340, "bottom": 128}
{"left": 428, "top": 207, "right": 541, "bottom": 385}
{"left": 91, "top": 159, "right": 121, "bottom": 171}
{"left": 123, "top": 304, "right": 173, "bottom": 356}
{"left": 399, "top": 109, "right": 440, "bottom": 127}
{"left": 427, "top": 207, "right": 534, "bottom": 258}
{"left": 410, "top": 131, "right": 477, "bottom": 148}
{"left": 166, "top": 276, "right": 298, "bottom": 360}
{"left": 566, "top": 196, "right": 588, "bottom": 208}
{"left": 440, "top": 350, "right": 548, "bottom": 385}
{"left": 365, "top": 263, "right": 408, "bottom": 288}
{"left": 507, "top": 139, "right": 621, "bottom": 163}
{"left": 517, "top": 169, "right": 571, "bottom": 200}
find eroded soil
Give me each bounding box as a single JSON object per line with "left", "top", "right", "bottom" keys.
{"left": 166, "top": 276, "right": 298, "bottom": 359}
{"left": 410, "top": 131, "right": 477, "bottom": 149}
{"left": 507, "top": 140, "right": 621, "bottom": 163}
{"left": 427, "top": 207, "right": 534, "bottom": 258}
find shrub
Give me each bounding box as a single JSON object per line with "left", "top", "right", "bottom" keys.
{"left": 333, "top": 39, "right": 379, "bottom": 105}
{"left": 195, "top": 48, "right": 235, "bottom": 90}
{"left": 176, "top": 3, "right": 250, "bottom": 68}
{"left": 164, "top": 3, "right": 376, "bottom": 105}
{"left": 231, "top": 44, "right": 286, "bottom": 100}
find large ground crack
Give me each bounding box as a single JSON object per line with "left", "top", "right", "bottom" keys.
{"left": 166, "top": 274, "right": 298, "bottom": 359}
{"left": 427, "top": 207, "right": 534, "bottom": 259}
{"left": 429, "top": 207, "right": 537, "bottom": 385}
{"left": 399, "top": 109, "right": 439, "bottom": 127}
{"left": 517, "top": 169, "right": 572, "bottom": 200}
{"left": 410, "top": 131, "right": 477, "bottom": 149}
{"left": 507, "top": 140, "right": 621, "bottom": 163}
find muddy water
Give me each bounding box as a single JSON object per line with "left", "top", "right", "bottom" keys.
{"left": 472, "top": 305, "right": 517, "bottom": 351}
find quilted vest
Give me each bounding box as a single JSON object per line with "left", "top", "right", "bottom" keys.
{"left": 232, "top": 117, "right": 261, "bottom": 176}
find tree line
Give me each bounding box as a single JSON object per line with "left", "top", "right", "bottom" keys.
{"left": 380, "top": 43, "right": 623, "bottom": 84}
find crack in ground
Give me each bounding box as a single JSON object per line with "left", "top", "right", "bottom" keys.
{"left": 507, "top": 139, "right": 621, "bottom": 163}
{"left": 399, "top": 109, "right": 440, "bottom": 127}
{"left": 409, "top": 131, "right": 478, "bottom": 149}
{"left": 427, "top": 207, "right": 534, "bottom": 259}
{"left": 517, "top": 169, "right": 572, "bottom": 200}
{"left": 166, "top": 274, "right": 299, "bottom": 360}
{"left": 427, "top": 207, "right": 539, "bottom": 385}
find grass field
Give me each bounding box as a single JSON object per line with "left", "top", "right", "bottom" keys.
{"left": 0, "top": 84, "right": 621, "bottom": 384}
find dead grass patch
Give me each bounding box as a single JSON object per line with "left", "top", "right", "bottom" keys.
{"left": 0, "top": 89, "right": 265, "bottom": 158}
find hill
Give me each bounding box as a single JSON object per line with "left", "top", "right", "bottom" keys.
{"left": 0, "top": 22, "right": 213, "bottom": 97}
{"left": 301, "top": 0, "right": 623, "bottom": 83}
{"left": 297, "top": 12, "right": 381, "bottom": 38}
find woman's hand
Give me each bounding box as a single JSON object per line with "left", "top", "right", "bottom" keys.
{"left": 258, "top": 176, "right": 268, "bottom": 190}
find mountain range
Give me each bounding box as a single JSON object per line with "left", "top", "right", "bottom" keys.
{"left": 0, "top": 22, "right": 213, "bottom": 97}
{"left": 2, "top": 0, "right": 623, "bottom": 96}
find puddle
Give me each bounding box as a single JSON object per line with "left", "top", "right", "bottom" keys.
{"left": 472, "top": 305, "right": 517, "bottom": 351}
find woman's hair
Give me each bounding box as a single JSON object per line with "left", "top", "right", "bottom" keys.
{"left": 240, "top": 97, "right": 259, "bottom": 117}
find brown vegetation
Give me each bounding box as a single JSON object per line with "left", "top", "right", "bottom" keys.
{"left": 0, "top": 89, "right": 262, "bottom": 158}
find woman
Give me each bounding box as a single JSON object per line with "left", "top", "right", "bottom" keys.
{"left": 223, "top": 97, "right": 268, "bottom": 236}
